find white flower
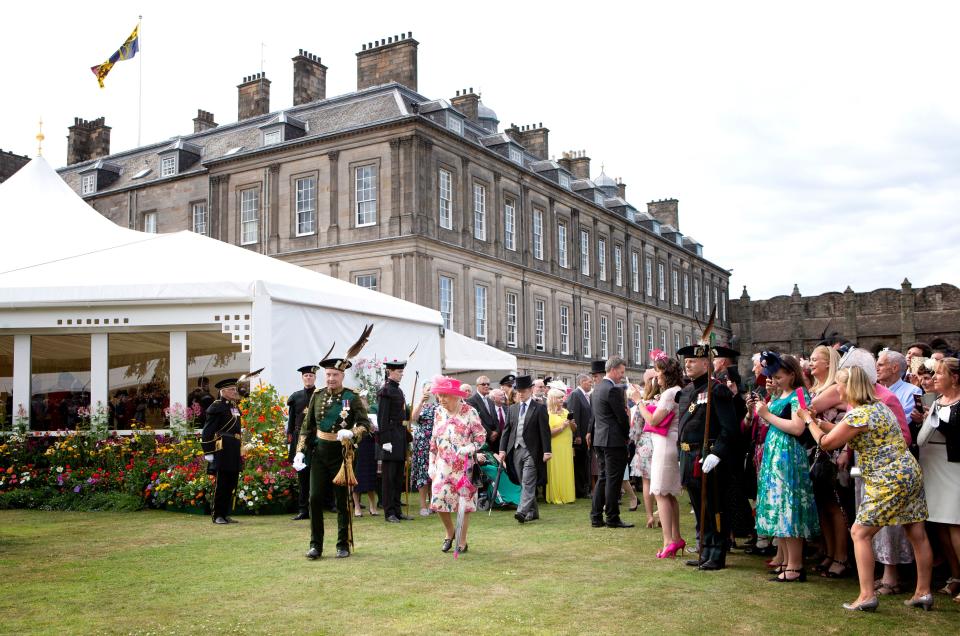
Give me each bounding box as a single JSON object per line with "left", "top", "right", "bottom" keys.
{"left": 56, "top": 466, "right": 63, "bottom": 474}
{"left": 247, "top": 501, "right": 254, "bottom": 507}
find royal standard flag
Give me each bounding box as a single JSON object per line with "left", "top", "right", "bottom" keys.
{"left": 90, "top": 24, "right": 139, "bottom": 88}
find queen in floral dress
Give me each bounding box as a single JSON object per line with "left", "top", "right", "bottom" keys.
{"left": 428, "top": 376, "right": 486, "bottom": 553}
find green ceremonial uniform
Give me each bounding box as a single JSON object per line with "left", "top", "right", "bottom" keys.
{"left": 297, "top": 386, "right": 369, "bottom": 554}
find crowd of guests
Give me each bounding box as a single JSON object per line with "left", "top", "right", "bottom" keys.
{"left": 278, "top": 333, "right": 959, "bottom": 611}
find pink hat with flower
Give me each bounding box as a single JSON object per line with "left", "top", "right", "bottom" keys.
{"left": 430, "top": 375, "right": 470, "bottom": 398}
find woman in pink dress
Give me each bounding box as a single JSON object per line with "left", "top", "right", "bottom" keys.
{"left": 428, "top": 376, "right": 486, "bottom": 554}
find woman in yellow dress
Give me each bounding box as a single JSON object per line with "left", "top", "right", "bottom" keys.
{"left": 546, "top": 388, "right": 576, "bottom": 504}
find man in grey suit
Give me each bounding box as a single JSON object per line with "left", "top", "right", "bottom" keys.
{"left": 589, "top": 356, "right": 634, "bottom": 528}
{"left": 498, "top": 375, "right": 552, "bottom": 523}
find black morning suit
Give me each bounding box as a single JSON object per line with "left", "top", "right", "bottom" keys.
{"left": 466, "top": 392, "right": 498, "bottom": 446}
{"left": 566, "top": 387, "right": 594, "bottom": 498}
{"left": 589, "top": 378, "right": 630, "bottom": 524}
{"left": 677, "top": 373, "right": 739, "bottom": 567}
{"left": 499, "top": 399, "right": 552, "bottom": 486}
{"left": 377, "top": 378, "right": 408, "bottom": 520}
{"left": 201, "top": 399, "right": 242, "bottom": 520}
{"left": 286, "top": 386, "right": 315, "bottom": 516}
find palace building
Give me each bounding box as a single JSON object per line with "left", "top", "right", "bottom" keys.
{"left": 57, "top": 33, "right": 731, "bottom": 383}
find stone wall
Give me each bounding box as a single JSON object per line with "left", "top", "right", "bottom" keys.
{"left": 730, "top": 280, "right": 960, "bottom": 366}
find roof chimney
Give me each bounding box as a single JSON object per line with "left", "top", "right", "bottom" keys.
{"left": 616, "top": 177, "right": 626, "bottom": 200}
{"left": 66, "top": 117, "right": 111, "bottom": 165}
{"left": 193, "top": 109, "right": 218, "bottom": 133}
{"left": 292, "top": 49, "right": 327, "bottom": 106}
{"left": 518, "top": 123, "right": 549, "bottom": 160}
{"left": 566, "top": 150, "right": 590, "bottom": 180}
{"left": 647, "top": 198, "right": 680, "bottom": 230}
{"left": 356, "top": 32, "right": 418, "bottom": 91}
{"left": 238, "top": 73, "right": 271, "bottom": 121}
{"left": 450, "top": 88, "right": 479, "bottom": 122}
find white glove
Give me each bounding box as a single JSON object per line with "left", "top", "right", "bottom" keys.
{"left": 337, "top": 429, "right": 354, "bottom": 441}
{"left": 204, "top": 454, "right": 214, "bottom": 463}
{"left": 382, "top": 442, "right": 393, "bottom": 453}
{"left": 292, "top": 452, "right": 306, "bottom": 472}
{"left": 701, "top": 453, "right": 721, "bottom": 474}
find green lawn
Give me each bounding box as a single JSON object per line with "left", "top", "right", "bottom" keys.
{"left": 0, "top": 501, "right": 957, "bottom": 635}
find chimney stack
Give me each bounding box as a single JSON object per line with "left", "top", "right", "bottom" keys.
{"left": 356, "top": 32, "right": 418, "bottom": 91}
{"left": 66, "top": 117, "right": 111, "bottom": 165}
{"left": 616, "top": 177, "right": 626, "bottom": 200}
{"left": 520, "top": 123, "right": 549, "bottom": 160}
{"left": 193, "top": 109, "right": 218, "bottom": 133}
{"left": 562, "top": 150, "right": 590, "bottom": 180}
{"left": 238, "top": 73, "right": 271, "bottom": 121}
{"left": 450, "top": 88, "right": 479, "bottom": 122}
{"left": 292, "top": 49, "right": 327, "bottom": 106}
{"left": 647, "top": 198, "right": 680, "bottom": 229}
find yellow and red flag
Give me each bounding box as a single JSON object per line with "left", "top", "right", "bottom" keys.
{"left": 90, "top": 24, "right": 139, "bottom": 88}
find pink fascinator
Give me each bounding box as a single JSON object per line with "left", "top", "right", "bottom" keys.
{"left": 430, "top": 375, "right": 471, "bottom": 398}
{"left": 649, "top": 348, "right": 668, "bottom": 363}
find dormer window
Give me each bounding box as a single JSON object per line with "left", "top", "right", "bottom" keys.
{"left": 263, "top": 129, "right": 282, "bottom": 146}
{"left": 509, "top": 146, "right": 523, "bottom": 165}
{"left": 160, "top": 155, "right": 177, "bottom": 177}
{"left": 559, "top": 173, "right": 570, "bottom": 189}
{"left": 81, "top": 174, "right": 96, "bottom": 194}
{"left": 446, "top": 113, "right": 463, "bottom": 135}
{"left": 594, "top": 191, "right": 604, "bottom": 206}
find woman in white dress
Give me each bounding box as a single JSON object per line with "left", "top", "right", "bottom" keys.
{"left": 917, "top": 357, "right": 960, "bottom": 603}
{"left": 636, "top": 353, "right": 684, "bottom": 558}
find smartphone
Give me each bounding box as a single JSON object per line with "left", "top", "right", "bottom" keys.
{"left": 913, "top": 393, "right": 924, "bottom": 413}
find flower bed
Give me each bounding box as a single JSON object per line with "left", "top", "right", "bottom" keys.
{"left": 0, "top": 385, "right": 299, "bottom": 514}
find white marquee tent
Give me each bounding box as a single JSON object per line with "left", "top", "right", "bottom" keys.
{"left": 0, "top": 158, "right": 469, "bottom": 425}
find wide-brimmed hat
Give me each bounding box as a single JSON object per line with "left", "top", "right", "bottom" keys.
{"left": 430, "top": 375, "right": 470, "bottom": 398}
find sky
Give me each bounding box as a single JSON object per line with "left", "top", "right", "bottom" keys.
{"left": 3, "top": 0, "right": 958, "bottom": 300}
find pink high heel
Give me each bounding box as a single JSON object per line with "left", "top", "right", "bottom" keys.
{"left": 659, "top": 539, "right": 686, "bottom": 559}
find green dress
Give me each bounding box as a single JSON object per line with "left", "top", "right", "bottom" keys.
{"left": 847, "top": 401, "right": 928, "bottom": 526}
{"left": 754, "top": 390, "right": 820, "bottom": 538}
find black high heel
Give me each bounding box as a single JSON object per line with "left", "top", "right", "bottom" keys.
{"left": 770, "top": 568, "right": 806, "bottom": 582}
{"left": 441, "top": 538, "right": 453, "bottom": 553}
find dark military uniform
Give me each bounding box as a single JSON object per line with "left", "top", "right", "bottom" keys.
{"left": 201, "top": 397, "right": 243, "bottom": 521}
{"left": 297, "top": 385, "right": 369, "bottom": 555}
{"left": 677, "top": 372, "right": 739, "bottom": 568}
{"left": 377, "top": 377, "right": 409, "bottom": 521}
{"left": 286, "top": 385, "right": 316, "bottom": 517}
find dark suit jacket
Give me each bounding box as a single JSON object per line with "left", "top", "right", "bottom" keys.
{"left": 566, "top": 387, "right": 592, "bottom": 442}
{"left": 590, "top": 378, "right": 630, "bottom": 448}
{"left": 466, "top": 392, "right": 497, "bottom": 439}
{"left": 499, "top": 399, "right": 551, "bottom": 485}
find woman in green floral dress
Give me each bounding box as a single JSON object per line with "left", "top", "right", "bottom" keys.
{"left": 748, "top": 352, "right": 820, "bottom": 583}
{"left": 803, "top": 366, "right": 933, "bottom": 612}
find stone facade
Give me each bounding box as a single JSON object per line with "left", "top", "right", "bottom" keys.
{"left": 730, "top": 280, "right": 960, "bottom": 371}
{"left": 57, "top": 36, "right": 731, "bottom": 385}
{"left": 0, "top": 149, "right": 29, "bottom": 184}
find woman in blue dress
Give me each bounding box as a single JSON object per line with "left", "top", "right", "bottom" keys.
{"left": 747, "top": 352, "right": 820, "bottom": 582}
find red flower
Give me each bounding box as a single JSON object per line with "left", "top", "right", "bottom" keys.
{"left": 257, "top": 415, "right": 266, "bottom": 423}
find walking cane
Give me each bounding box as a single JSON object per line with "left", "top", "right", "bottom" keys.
{"left": 489, "top": 453, "right": 505, "bottom": 516}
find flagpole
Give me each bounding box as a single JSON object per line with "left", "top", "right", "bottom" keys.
{"left": 137, "top": 14, "right": 143, "bottom": 147}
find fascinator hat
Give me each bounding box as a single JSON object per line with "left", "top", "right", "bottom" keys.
{"left": 759, "top": 351, "right": 783, "bottom": 378}
{"left": 430, "top": 375, "right": 471, "bottom": 398}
